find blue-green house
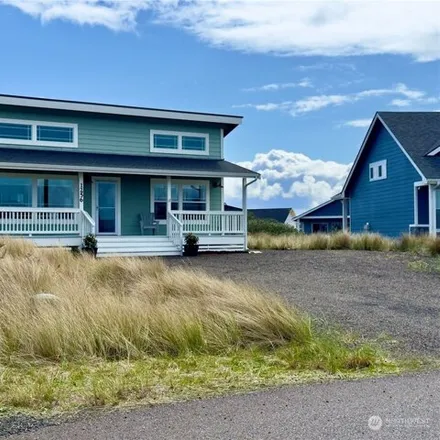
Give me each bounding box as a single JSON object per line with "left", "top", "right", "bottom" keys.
{"left": 0, "top": 94, "right": 259, "bottom": 256}
{"left": 341, "top": 112, "right": 440, "bottom": 237}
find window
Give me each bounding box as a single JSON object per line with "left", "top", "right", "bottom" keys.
{"left": 153, "top": 183, "right": 179, "bottom": 220}
{"left": 0, "top": 177, "right": 32, "bottom": 207}
{"left": 151, "top": 130, "right": 209, "bottom": 155}
{"left": 0, "top": 175, "right": 76, "bottom": 208}
{"left": 182, "top": 136, "right": 206, "bottom": 152}
{"left": 369, "top": 160, "right": 387, "bottom": 182}
{"left": 182, "top": 184, "right": 206, "bottom": 211}
{"left": 151, "top": 180, "right": 209, "bottom": 221}
{"left": 0, "top": 118, "right": 78, "bottom": 147}
{"left": 312, "top": 223, "right": 328, "bottom": 233}
{"left": 37, "top": 125, "right": 74, "bottom": 144}
{"left": 0, "top": 122, "right": 32, "bottom": 141}
{"left": 37, "top": 179, "right": 75, "bottom": 208}
{"left": 153, "top": 134, "right": 178, "bottom": 150}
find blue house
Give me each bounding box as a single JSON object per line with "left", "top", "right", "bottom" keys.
{"left": 341, "top": 112, "right": 440, "bottom": 237}
{"left": 0, "top": 94, "right": 259, "bottom": 256}
{"left": 293, "top": 196, "right": 346, "bottom": 233}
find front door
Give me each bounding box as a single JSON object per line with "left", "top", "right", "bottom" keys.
{"left": 94, "top": 179, "right": 119, "bottom": 235}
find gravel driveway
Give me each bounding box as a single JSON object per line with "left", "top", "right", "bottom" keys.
{"left": 169, "top": 250, "right": 440, "bottom": 355}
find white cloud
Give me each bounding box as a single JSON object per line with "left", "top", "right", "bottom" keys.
{"left": 243, "top": 78, "right": 312, "bottom": 92}
{"left": 343, "top": 119, "right": 372, "bottom": 128}
{"left": 2, "top": 1, "right": 440, "bottom": 61}
{"left": 237, "top": 83, "right": 438, "bottom": 116}
{"left": 225, "top": 149, "right": 351, "bottom": 208}
{"left": 390, "top": 99, "right": 411, "bottom": 107}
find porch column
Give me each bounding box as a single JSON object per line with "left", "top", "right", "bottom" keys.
{"left": 78, "top": 172, "right": 84, "bottom": 211}
{"left": 428, "top": 184, "right": 437, "bottom": 237}
{"left": 413, "top": 184, "right": 419, "bottom": 225}
{"left": 166, "top": 176, "right": 172, "bottom": 235}
{"left": 242, "top": 178, "right": 248, "bottom": 251}
{"left": 341, "top": 198, "right": 348, "bottom": 233}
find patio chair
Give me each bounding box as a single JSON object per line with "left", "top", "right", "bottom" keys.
{"left": 139, "top": 212, "right": 159, "bottom": 235}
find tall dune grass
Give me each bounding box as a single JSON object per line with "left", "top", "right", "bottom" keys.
{"left": 0, "top": 238, "right": 312, "bottom": 362}
{"left": 249, "top": 232, "right": 440, "bottom": 255}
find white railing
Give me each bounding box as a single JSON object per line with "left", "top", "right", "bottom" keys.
{"left": 0, "top": 208, "right": 95, "bottom": 237}
{"left": 172, "top": 211, "right": 244, "bottom": 235}
{"left": 81, "top": 210, "right": 96, "bottom": 237}
{"left": 167, "top": 211, "right": 183, "bottom": 253}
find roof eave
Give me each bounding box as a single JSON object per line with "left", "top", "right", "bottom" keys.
{"left": 0, "top": 160, "right": 259, "bottom": 179}
{"left": 0, "top": 94, "right": 243, "bottom": 134}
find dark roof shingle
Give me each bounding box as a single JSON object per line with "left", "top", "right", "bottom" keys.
{"left": 378, "top": 112, "right": 440, "bottom": 179}
{"left": 0, "top": 147, "right": 259, "bottom": 178}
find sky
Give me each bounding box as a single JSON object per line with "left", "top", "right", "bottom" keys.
{"left": 0, "top": 1, "right": 439, "bottom": 212}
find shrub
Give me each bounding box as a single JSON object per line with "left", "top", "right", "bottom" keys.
{"left": 247, "top": 213, "right": 298, "bottom": 236}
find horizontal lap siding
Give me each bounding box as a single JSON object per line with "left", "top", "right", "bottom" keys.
{"left": 304, "top": 199, "right": 343, "bottom": 217}
{"left": 0, "top": 107, "right": 222, "bottom": 159}
{"left": 348, "top": 123, "right": 421, "bottom": 237}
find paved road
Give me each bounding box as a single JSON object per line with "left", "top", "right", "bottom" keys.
{"left": 170, "top": 251, "right": 440, "bottom": 354}
{"left": 8, "top": 372, "right": 440, "bottom": 440}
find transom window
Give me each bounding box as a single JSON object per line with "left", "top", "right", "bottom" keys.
{"left": 369, "top": 160, "right": 387, "bottom": 182}
{"left": 151, "top": 130, "right": 209, "bottom": 155}
{"left": 37, "top": 125, "right": 74, "bottom": 144}
{"left": 0, "top": 175, "right": 76, "bottom": 208}
{"left": 0, "top": 122, "right": 32, "bottom": 141}
{"left": 0, "top": 118, "right": 78, "bottom": 147}
{"left": 152, "top": 180, "right": 208, "bottom": 221}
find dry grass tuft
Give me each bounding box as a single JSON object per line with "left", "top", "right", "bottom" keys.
{"left": 0, "top": 238, "right": 312, "bottom": 361}
{"left": 249, "top": 232, "right": 440, "bottom": 255}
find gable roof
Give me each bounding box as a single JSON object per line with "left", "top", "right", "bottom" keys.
{"left": 249, "top": 208, "right": 294, "bottom": 223}
{"left": 0, "top": 147, "right": 259, "bottom": 178}
{"left": 292, "top": 196, "right": 342, "bottom": 220}
{"left": 0, "top": 94, "right": 242, "bottom": 136}
{"left": 342, "top": 112, "right": 440, "bottom": 194}
{"left": 378, "top": 112, "right": 440, "bottom": 179}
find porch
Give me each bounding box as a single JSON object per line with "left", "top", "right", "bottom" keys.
{"left": 409, "top": 182, "right": 440, "bottom": 237}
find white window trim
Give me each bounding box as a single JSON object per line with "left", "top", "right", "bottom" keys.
{"left": 151, "top": 179, "right": 210, "bottom": 224}
{"left": 369, "top": 159, "right": 387, "bottom": 182}
{"left": 0, "top": 118, "right": 78, "bottom": 148}
{"left": 150, "top": 130, "right": 209, "bottom": 156}
{"left": 0, "top": 171, "right": 78, "bottom": 208}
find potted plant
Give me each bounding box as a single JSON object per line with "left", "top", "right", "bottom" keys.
{"left": 82, "top": 233, "right": 98, "bottom": 257}
{"left": 183, "top": 233, "right": 199, "bottom": 257}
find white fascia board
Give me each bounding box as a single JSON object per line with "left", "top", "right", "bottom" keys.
{"left": 300, "top": 215, "right": 349, "bottom": 220}
{"left": 0, "top": 95, "right": 243, "bottom": 127}
{"left": 0, "top": 161, "right": 258, "bottom": 178}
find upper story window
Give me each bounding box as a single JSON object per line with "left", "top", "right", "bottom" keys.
{"left": 151, "top": 130, "right": 209, "bottom": 156}
{"left": 0, "top": 118, "right": 78, "bottom": 148}
{"left": 369, "top": 160, "right": 387, "bottom": 182}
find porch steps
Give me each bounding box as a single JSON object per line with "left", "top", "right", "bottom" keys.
{"left": 96, "top": 236, "right": 181, "bottom": 258}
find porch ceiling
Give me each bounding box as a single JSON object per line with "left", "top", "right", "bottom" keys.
{"left": 0, "top": 147, "right": 259, "bottom": 178}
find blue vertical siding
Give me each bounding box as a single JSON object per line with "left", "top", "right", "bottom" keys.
{"left": 347, "top": 122, "right": 421, "bottom": 237}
